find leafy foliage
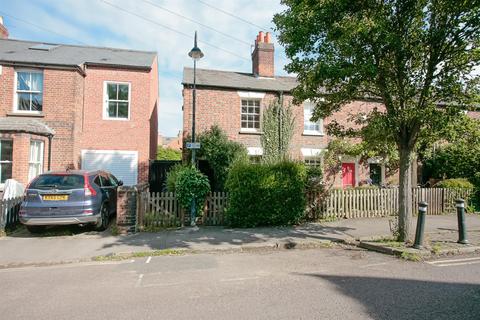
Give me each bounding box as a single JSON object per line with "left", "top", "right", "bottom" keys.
{"left": 434, "top": 179, "right": 474, "bottom": 189}
{"left": 274, "top": 0, "right": 480, "bottom": 241}
{"left": 175, "top": 166, "right": 211, "bottom": 213}
{"left": 165, "top": 164, "right": 185, "bottom": 192}
{"left": 225, "top": 161, "right": 307, "bottom": 227}
{"left": 261, "top": 98, "right": 295, "bottom": 163}
{"left": 195, "top": 125, "right": 248, "bottom": 190}
{"left": 156, "top": 147, "right": 181, "bottom": 161}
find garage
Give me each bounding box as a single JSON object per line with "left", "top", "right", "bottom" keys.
{"left": 81, "top": 150, "right": 138, "bottom": 186}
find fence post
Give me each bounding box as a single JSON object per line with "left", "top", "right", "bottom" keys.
{"left": 413, "top": 201, "right": 428, "bottom": 249}
{"left": 456, "top": 199, "right": 468, "bottom": 244}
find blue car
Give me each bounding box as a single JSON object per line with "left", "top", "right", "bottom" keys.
{"left": 20, "top": 170, "right": 123, "bottom": 233}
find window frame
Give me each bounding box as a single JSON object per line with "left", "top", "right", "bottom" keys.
{"left": 13, "top": 69, "right": 44, "bottom": 114}
{"left": 303, "top": 101, "right": 324, "bottom": 136}
{"left": 240, "top": 98, "right": 261, "bottom": 132}
{"left": 304, "top": 156, "right": 323, "bottom": 167}
{"left": 28, "top": 140, "right": 44, "bottom": 182}
{"left": 103, "top": 81, "right": 131, "bottom": 121}
{"left": 0, "top": 139, "right": 13, "bottom": 186}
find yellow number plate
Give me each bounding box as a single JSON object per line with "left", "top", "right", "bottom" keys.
{"left": 43, "top": 195, "right": 68, "bottom": 201}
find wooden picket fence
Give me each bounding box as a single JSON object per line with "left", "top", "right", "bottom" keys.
{"left": 137, "top": 188, "right": 471, "bottom": 229}
{"left": 138, "top": 192, "right": 228, "bottom": 229}
{"left": 306, "top": 187, "right": 472, "bottom": 220}
{"left": 0, "top": 196, "right": 23, "bottom": 233}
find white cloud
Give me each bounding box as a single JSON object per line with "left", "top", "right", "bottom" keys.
{"left": 2, "top": 0, "right": 291, "bottom": 136}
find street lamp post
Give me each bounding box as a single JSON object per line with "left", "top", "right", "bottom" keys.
{"left": 188, "top": 31, "right": 203, "bottom": 226}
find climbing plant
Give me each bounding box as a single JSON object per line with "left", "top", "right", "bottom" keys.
{"left": 261, "top": 97, "right": 295, "bottom": 164}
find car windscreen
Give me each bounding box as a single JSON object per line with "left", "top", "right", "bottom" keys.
{"left": 29, "top": 174, "right": 85, "bottom": 190}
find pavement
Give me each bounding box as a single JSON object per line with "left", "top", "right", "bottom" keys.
{"left": 1, "top": 247, "right": 480, "bottom": 319}
{"left": 1, "top": 214, "right": 480, "bottom": 267}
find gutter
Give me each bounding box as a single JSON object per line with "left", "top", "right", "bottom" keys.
{"left": 0, "top": 60, "right": 86, "bottom": 76}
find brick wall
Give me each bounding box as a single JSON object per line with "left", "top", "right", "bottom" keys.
{"left": 79, "top": 63, "right": 158, "bottom": 183}
{"left": 0, "top": 60, "right": 158, "bottom": 185}
{"left": 182, "top": 85, "right": 398, "bottom": 187}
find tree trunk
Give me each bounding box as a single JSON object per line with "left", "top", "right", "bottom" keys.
{"left": 398, "top": 147, "right": 413, "bottom": 242}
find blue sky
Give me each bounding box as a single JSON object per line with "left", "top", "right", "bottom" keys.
{"left": 1, "top": 0, "right": 290, "bottom": 136}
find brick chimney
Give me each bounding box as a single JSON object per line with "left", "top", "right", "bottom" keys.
{"left": 0, "top": 16, "right": 9, "bottom": 39}
{"left": 252, "top": 31, "right": 274, "bottom": 78}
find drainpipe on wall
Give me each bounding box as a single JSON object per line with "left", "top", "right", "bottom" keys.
{"left": 47, "top": 134, "right": 53, "bottom": 171}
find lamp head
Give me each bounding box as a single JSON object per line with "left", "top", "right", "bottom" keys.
{"left": 188, "top": 31, "right": 204, "bottom": 61}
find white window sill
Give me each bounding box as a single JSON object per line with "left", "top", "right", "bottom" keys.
{"left": 103, "top": 117, "right": 130, "bottom": 121}
{"left": 303, "top": 131, "right": 324, "bottom": 136}
{"left": 239, "top": 129, "right": 263, "bottom": 135}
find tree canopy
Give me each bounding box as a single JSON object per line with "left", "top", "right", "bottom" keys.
{"left": 274, "top": 0, "right": 480, "bottom": 241}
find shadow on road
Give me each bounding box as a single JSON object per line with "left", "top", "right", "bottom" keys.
{"left": 300, "top": 274, "right": 480, "bottom": 320}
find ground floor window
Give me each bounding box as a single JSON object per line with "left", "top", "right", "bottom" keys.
{"left": 28, "top": 140, "right": 44, "bottom": 181}
{"left": 249, "top": 155, "right": 262, "bottom": 164}
{"left": 369, "top": 163, "right": 382, "bottom": 186}
{"left": 304, "top": 156, "right": 322, "bottom": 167}
{"left": 0, "top": 140, "right": 13, "bottom": 183}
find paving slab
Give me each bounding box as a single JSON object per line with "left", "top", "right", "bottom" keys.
{"left": 0, "top": 214, "right": 479, "bottom": 266}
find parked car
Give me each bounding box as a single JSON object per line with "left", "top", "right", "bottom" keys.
{"left": 19, "top": 170, "right": 123, "bottom": 233}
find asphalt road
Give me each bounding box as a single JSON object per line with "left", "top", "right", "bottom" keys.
{"left": 1, "top": 247, "right": 479, "bottom": 320}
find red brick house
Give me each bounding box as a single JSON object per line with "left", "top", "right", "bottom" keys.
{"left": 0, "top": 20, "right": 158, "bottom": 187}
{"left": 183, "top": 31, "right": 392, "bottom": 187}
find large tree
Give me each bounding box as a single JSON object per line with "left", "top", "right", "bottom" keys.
{"left": 274, "top": 0, "right": 480, "bottom": 241}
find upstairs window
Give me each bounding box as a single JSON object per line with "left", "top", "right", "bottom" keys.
{"left": 0, "top": 140, "right": 13, "bottom": 184}
{"left": 15, "top": 70, "right": 43, "bottom": 112}
{"left": 241, "top": 99, "right": 260, "bottom": 131}
{"left": 104, "top": 82, "right": 130, "bottom": 120}
{"left": 303, "top": 101, "right": 323, "bottom": 135}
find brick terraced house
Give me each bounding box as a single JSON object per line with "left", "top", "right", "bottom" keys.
{"left": 183, "top": 31, "right": 391, "bottom": 188}
{"left": 0, "top": 19, "right": 158, "bottom": 187}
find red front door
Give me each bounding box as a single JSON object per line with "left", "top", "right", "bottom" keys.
{"left": 342, "top": 163, "right": 355, "bottom": 187}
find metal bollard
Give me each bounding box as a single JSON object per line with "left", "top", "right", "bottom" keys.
{"left": 456, "top": 199, "right": 468, "bottom": 244}
{"left": 413, "top": 201, "right": 428, "bottom": 249}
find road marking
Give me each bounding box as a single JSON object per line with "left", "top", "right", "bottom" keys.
{"left": 435, "top": 260, "right": 480, "bottom": 267}
{"left": 135, "top": 274, "right": 144, "bottom": 288}
{"left": 360, "top": 262, "right": 389, "bottom": 268}
{"left": 145, "top": 256, "right": 152, "bottom": 264}
{"left": 220, "top": 276, "right": 260, "bottom": 282}
{"left": 427, "top": 256, "right": 480, "bottom": 267}
{"left": 427, "top": 257, "right": 480, "bottom": 264}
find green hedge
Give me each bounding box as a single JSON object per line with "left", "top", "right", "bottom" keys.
{"left": 434, "top": 178, "right": 474, "bottom": 189}
{"left": 225, "top": 161, "right": 307, "bottom": 227}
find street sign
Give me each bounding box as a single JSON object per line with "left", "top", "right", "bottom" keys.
{"left": 186, "top": 142, "right": 201, "bottom": 149}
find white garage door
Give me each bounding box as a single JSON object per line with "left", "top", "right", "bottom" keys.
{"left": 81, "top": 150, "right": 138, "bottom": 186}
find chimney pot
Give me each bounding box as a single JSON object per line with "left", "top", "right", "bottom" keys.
{"left": 264, "top": 32, "right": 271, "bottom": 44}
{"left": 259, "top": 31, "right": 264, "bottom": 42}
{"left": 0, "top": 16, "right": 8, "bottom": 39}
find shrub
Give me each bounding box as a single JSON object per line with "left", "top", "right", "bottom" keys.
{"left": 195, "top": 125, "right": 248, "bottom": 190}
{"left": 157, "top": 147, "right": 181, "bottom": 160}
{"left": 175, "top": 166, "right": 211, "bottom": 213}
{"left": 434, "top": 178, "right": 474, "bottom": 189}
{"left": 225, "top": 161, "right": 307, "bottom": 227}
{"left": 165, "top": 164, "right": 184, "bottom": 192}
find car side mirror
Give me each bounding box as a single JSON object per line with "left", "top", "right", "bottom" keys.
{"left": 118, "top": 180, "right": 124, "bottom": 186}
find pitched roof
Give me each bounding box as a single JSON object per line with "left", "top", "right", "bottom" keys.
{"left": 0, "top": 38, "right": 156, "bottom": 70}
{"left": 0, "top": 117, "right": 55, "bottom": 136}
{"left": 183, "top": 67, "right": 298, "bottom": 92}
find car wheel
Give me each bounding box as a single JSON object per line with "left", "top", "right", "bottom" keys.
{"left": 26, "top": 226, "right": 46, "bottom": 234}
{"left": 95, "top": 204, "right": 109, "bottom": 231}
